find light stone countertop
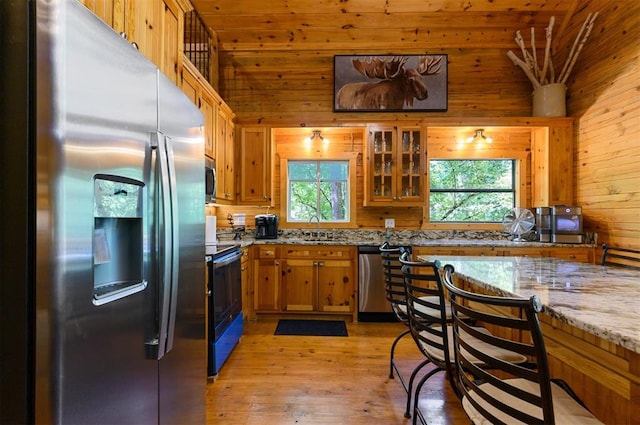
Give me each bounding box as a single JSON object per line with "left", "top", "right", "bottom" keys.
{"left": 228, "top": 228, "right": 598, "bottom": 248}
{"left": 417, "top": 255, "right": 640, "bottom": 353}
{"left": 247, "top": 237, "right": 595, "bottom": 248}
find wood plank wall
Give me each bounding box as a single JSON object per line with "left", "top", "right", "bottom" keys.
{"left": 218, "top": 126, "right": 533, "bottom": 231}
{"left": 214, "top": 0, "right": 638, "bottom": 249}
{"left": 219, "top": 47, "right": 535, "bottom": 124}
{"left": 563, "top": 0, "right": 640, "bottom": 249}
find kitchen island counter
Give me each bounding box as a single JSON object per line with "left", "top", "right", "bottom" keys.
{"left": 417, "top": 254, "right": 640, "bottom": 424}
{"left": 417, "top": 255, "right": 639, "bottom": 352}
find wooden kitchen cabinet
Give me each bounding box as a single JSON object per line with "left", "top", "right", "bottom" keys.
{"left": 281, "top": 259, "right": 317, "bottom": 311}
{"left": 81, "top": 0, "right": 185, "bottom": 85}
{"left": 547, "top": 247, "right": 595, "bottom": 263}
{"left": 412, "top": 245, "right": 595, "bottom": 263}
{"left": 240, "top": 247, "right": 252, "bottom": 320}
{"left": 200, "top": 90, "right": 217, "bottom": 159}
{"left": 316, "top": 258, "right": 354, "bottom": 313}
{"left": 237, "top": 127, "right": 273, "bottom": 205}
{"left": 157, "top": 0, "right": 182, "bottom": 85}
{"left": 531, "top": 121, "right": 574, "bottom": 207}
{"left": 181, "top": 61, "right": 217, "bottom": 158}
{"left": 281, "top": 246, "right": 356, "bottom": 316}
{"left": 216, "top": 106, "right": 236, "bottom": 202}
{"left": 364, "top": 125, "right": 425, "bottom": 206}
{"left": 252, "top": 246, "right": 281, "bottom": 312}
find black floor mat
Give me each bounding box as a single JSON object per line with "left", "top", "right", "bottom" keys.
{"left": 274, "top": 319, "right": 348, "bottom": 337}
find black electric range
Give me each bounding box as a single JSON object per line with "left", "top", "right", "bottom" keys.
{"left": 205, "top": 243, "right": 241, "bottom": 260}
{"left": 204, "top": 242, "right": 243, "bottom": 377}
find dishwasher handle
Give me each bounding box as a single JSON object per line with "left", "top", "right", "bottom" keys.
{"left": 357, "top": 245, "right": 382, "bottom": 255}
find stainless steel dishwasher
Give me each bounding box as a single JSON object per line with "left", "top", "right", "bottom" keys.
{"left": 358, "top": 245, "right": 395, "bottom": 322}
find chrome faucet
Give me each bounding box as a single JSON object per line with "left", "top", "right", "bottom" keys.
{"left": 307, "top": 214, "right": 321, "bottom": 240}
{"left": 308, "top": 214, "right": 320, "bottom": 227}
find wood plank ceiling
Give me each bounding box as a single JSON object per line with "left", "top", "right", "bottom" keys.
{"left": 189, "top": 0, "right": 583, "bottom": 124}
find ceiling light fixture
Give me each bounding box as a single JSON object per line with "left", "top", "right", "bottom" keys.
{"left": 465, "top": 129, "right": 493, "bottom": 144}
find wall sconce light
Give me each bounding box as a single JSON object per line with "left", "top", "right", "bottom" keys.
{"left": 305, "top": 130, "right": 329, "bottom": 143}
{"left": 305, "top": 130, "right": 329, "bottom": 145}
{"left": 465, "top": 129, "right": 493, "bottom": 144}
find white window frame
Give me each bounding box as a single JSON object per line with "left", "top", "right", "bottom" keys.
{"left": 279, "top": 152, "right": 358, "bottom": 229}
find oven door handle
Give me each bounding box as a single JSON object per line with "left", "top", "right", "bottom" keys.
{"left": 213, "top": 250, "right": 243, "bottom": 268}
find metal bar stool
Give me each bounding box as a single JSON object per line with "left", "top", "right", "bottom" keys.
{"left": 442, "top": 264, "right": 603, "bottom": 425}
{"left": 380, "top": 243, "right": 430, "bottom": 419}
{"left": 401, "top": 255, "right": 528, "bottom": 425}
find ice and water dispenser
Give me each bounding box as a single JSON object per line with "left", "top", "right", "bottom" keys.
{"left": 92, "top": 175, "right": 146, "bottom": 305}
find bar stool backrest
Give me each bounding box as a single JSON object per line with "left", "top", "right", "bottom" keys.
{"left": 399, "top": 253, "right": 459, "bottom": 391}
{"left": 380, "top": 242, "right": 410, "bottom": 322}
{"left": 441, "top": 264, "right": 556, "bottom": 425}
{"left": 601, "top": 243, "right": 640, "bottom": 270}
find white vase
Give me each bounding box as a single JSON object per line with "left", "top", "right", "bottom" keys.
{"left": 532, "top": 83, "right": 567, "bottom": 117}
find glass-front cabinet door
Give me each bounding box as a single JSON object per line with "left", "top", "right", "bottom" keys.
{"left": 365, "top": 125, "right": 425, "bottom": 206}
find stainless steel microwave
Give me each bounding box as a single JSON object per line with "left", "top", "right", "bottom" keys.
{"left": 205, "top": 158, "right": 216, "bottom": 204}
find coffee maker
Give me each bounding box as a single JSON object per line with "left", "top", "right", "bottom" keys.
{"left": 535, "top": 207, "right": 552, "bottom": 242}
{"left": 255, "top": 214, "right": 278, "bottom": 239}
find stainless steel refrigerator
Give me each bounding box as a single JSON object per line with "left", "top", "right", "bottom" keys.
{"left": 0, "top": 1, "right": 206, "bottom": 423}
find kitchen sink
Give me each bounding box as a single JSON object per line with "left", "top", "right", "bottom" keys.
{"left": 302, "top": 230, "right": 335, "bottom": 241}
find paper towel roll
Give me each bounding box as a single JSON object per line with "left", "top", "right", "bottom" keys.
{"left": 206, "top": 216, "right": 217, "bottom": 243}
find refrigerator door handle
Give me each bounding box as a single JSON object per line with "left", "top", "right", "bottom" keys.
{"left": 154, "top": 132, "right": 180, "bottom": 359}
{"left": 164, "top": 134, "right": 180, "bottom": 354}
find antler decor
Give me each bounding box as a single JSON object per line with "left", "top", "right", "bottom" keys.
{"left": 507, "top": 13, "right": 598, "bottom": 89}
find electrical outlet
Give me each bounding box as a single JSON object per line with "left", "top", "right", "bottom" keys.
{"left": 384, "top": 218, "right": 395, "bottom": 228}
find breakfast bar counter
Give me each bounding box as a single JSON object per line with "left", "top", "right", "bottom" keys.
{"left": 417, "top": 255, "right": 639, "bottom": 424}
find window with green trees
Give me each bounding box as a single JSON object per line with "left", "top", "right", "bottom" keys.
{"left": 287, "top": 160, "right": 349, "bottom": 223}
{"left": 429, "top": 159, "right": 515, "bottom": 222}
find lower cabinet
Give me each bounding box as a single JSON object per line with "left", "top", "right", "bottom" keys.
{"left": 252, "top": 245, "right": 357, "bottom": 318}
{"left": 546, "top": 247, "right": 595, "bottom": 263}
{"left": 250, "top": 243, "right": 593, "bottom": 320}
{"left": 281, "top": 259, "right": 316, "bottom": 312}
{"left": 412, "top": 245, "right": 596, "bottom": 263}
{"left": 252, "top": 246, "right": 280, "bottom": 312}
{"left": 282, "top": 257, "right": 354, "bottom": 313}
{"left": 240, "top": 247, "right": 252, "bottom": 320}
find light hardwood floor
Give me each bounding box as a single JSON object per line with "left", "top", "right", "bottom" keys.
{"left": 206, "top": 318, "right": 469, "bottom": 424}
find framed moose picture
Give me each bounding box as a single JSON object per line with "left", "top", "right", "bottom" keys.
{"left": 333, "top": 54, "right": 448, "bottom": 112}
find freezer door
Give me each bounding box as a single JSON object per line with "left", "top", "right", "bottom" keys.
{"left": 156, "top": 72, "right": 206, "bottom": 425}
{"left": 35, "top": 1, "right": 159, "bottom": 423}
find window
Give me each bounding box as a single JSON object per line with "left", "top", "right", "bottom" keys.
{"left": 287, "top": 160, "right": 349, "bottom": 223}
{"left": 429, "top": 159, "right": 515, "bottom": 222}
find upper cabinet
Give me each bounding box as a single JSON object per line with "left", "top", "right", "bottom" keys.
{"left": 199, "top": 90, "right": 217, "bottom": 159}
{"left": 181, "top": 61, "right": 216, "bottom": 158}
{"left": 531, "top": 123, "right": 574, "bottom": 207}
{"left": 237, "top": 127, "right": 273, "bottom": 206}
{"left": 216, "top": 106, "right": 236, "bottom": 202}
{"left": 157, "top": 0, "right": 182, "bottom": 84}
{"left": 364, "top": 125, "right": 425, "bottom": 206}
{"left": 81, "top": 0, "right": 184, "bottom": 85}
